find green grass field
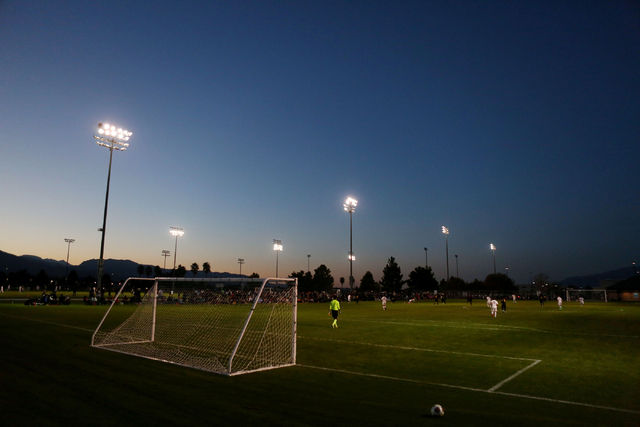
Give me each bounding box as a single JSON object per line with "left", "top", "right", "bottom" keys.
{"left": 0, "top": 296, "right": 638, "bottom": 426}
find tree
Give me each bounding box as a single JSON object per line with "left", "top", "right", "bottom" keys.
{"left": 289, "top": 270, "right": 313, "bottom": 293}
{"left": 176, "top": 265, "right": 187, "bottom": 277}
{"left": 340, "top": 277, "right": 345, "bottom": 287}
{"left": 312, "top": 264, "right": 334, "bottom": 293}
{"left": 533, "top": 273, "right": 549, "bottom": 293}
{"left": 202, "top": 262, "right": 211, "bottom": 277}
{"left": 484, "top": 273, "right": 516, "bottom": 291}
{"left": 469, "top": 278, "right": 484, "bottom": 290}
{"left": 137, "top": 264, "right": 145, "bottom": 277}
{"left": 154, "top": 266, "right": 163, "bottom": 277}
{"left": 190, "top": 263, "right": 199, "bottom": 277}
{"left": 379, "top": 257, "right": 404, "bottom": 293}
{"left": 406, "top": 266, "right": 438, "bottom": 291}
{"left": 359, "top": 271, "right": 377, "bottom": 292}
{"left": 34, "top": 269, "right": 50, "bottom": 291}
{"left": 102, "top": 273, "right": 113, "bottom": 296}
{"left": 443, "top": 276, "right": 466, "bottom": 291}
{"left": 68, "top": 270, "right": 79, "bottom": 293}
{"left": 249, "top": 272, "right": 260, "bottom": 278}
{"left": 145, "top": 266, "right": 152, "bottom": 277}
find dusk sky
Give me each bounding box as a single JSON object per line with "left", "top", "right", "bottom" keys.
{"left": 1, "top": 1, "right": 638, "bottom": 285}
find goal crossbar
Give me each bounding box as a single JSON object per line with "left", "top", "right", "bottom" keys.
{"left": 91, "top": 277, "right": 297, "bottom": 376}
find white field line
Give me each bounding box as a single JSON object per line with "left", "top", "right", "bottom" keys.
{"left": 487, "top": 359, "right": 541, "bottom": 392}
{"left": 4, "top": 313, "right": 638, "bottom": 414}
{"left": 351, "top": 319, "right": 639, "bottom": 339}
{"left": 298, "top": 364, "right": 640, "bottom": 415}
{"left": 0, "top": 312, "right": 94, "bottom": 332}
{"left": 299, "top": 335, "right": 539, "bottom": 361}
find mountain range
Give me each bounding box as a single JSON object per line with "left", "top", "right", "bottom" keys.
{"left": 1, "top": 249, "right": 636, "bottom": 286}
{"left": 0, "top": 250, "right": 244, "bottom": 281}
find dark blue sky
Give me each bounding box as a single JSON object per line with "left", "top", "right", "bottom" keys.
{"left": 1, "top": 1, "right": 638, "bottom": 285}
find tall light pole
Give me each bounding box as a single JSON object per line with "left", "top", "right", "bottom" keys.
{"left": 161, "top": 250, "right": 171, "bottom": 273}
{"left": 64, "top": 238, "right": 75, "bottom": 281}
{"left": 307, "top": 254, "right": 311, "bottom": 273}
{"left": 424, "top": 247, "right": 428, "bottom": 268}
{"left": 170, "top": 227, "right": 184, "bottom": 271}
{"left": 505, "top": 267, "right": 509, "bottom": 278}
{"left": 273, "top": 240, "right": 283, "bottom": 277}
{"left": 344, "top": 197, "right": 358, "bottom": 291}
{"left": 238, "top": 258, "right": 245, "bottom": 275}
{"left": 94, "top": 122, "right": 132, "bottom": 290}
{"left": 442, "top": 226, "right": 449, "bottom": 282}
{"left": 490, "top": 244, "right": 497, "bottom": 274}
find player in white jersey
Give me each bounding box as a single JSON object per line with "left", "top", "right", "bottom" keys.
{"left": 490, "top": 299, "right": 499, "bottom": 317}
{"left": 512, "top": 294, "right": 516, "bottom": 303}
{"left": 557, "top": 296, "right": 563, "bottom": 310}
{"left": 579, "top": 296, "right": 584, "bottom": 307}
{"left": 381, "top": 295, "right": 387, "bottom": 310}
{"left": 486, "top": 296, "right": 491, "bottom": 308}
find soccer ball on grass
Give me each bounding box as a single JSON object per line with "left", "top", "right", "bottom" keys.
{"left": 430, "top": 404, "right": 444, "bottom": 417}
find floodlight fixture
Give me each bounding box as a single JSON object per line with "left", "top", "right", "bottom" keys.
{"left": 343, "top": 197, "right": 358, "bottom": 213}
{"left": 64, "top": 238, "right": 75, "bottom": 280}
{"left": 490, "top": 244, "right": 497, "bottom": 274}
{"left": 95, "top": 121, "right": 133, "bottom": 290}
{"left": 238, "top": 258, "right": 245, "bottom": 275}
{"left": 442, "top": 226, "right": 449, "bottom": 281}
{"left": 170, "top": 227, "right": 184, "bottom": 270}
{"left": 161, "top": 250, "right": 171, "bottom": 271}
{"left": 273, "top": 239, "right": 282, "bottom": 277}
{"left": 344, "top": 197, "right": 358, "bottom": 290}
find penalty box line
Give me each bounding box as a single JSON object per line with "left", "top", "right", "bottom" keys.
{"left": 300, "top": 335, "right": 541, "bottom": 393}
{"left": 298, "top": 364, "right": 640, "bottom": 415}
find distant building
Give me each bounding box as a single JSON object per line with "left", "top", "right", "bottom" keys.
{"left": 606, "top": 276, "right": 640, "bottom": 302}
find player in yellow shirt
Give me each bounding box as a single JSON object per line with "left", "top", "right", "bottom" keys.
{"left": 329, "top": 295, "right": 341, "bottom": 328}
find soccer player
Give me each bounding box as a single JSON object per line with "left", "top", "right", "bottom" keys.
{"left": 381, "top": 295, "right": 387, "bottom": 310}
{"left": 501, "top": 297, "right": 507, "bottom": 313}
{"left": 490, "top": 299, "right": 499, "bottom": 318}
{"left": 434, "top": 294, "right": 439, "bottom": 305}
{"left": 579, "top": 296, "right": 584, "bottom": 307}
{"left": 557, "top": 296, "right": 563, "bottom": 310}
{"left": 539, "top": 294, "right": 545, "bottom": 307}
{"left": 486, "top": 296, "right": 491, "bottom": 308}
{"left": 329, "top": 295, "right": 341, "bottom": 328}
{"left": 512, "top": 294, "right": 516, "bottom": 303}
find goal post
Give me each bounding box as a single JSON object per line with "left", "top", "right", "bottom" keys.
{"left": 566, "top": 288, "right": 607, "bottom": 302}
{"left": 92, "top": 277, "right": 297, "bottom": 376}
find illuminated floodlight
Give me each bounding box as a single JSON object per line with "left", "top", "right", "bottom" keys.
{"left": 343, "top": 197, "right": 358, "bottom": 213}
{"left": 490, "top": 243, "right": 496, "bottom": 251}
{"left": 348, "top": 252, "right": 355, "bottom": 261}
{"left": 170, "top": 227, "right": 185, "bottom": 237}
{"left": 273, "top": 239, "right": 283, "bottom": 251}
{"left": 442, "top": 226, "right": 449, "bottom": 235}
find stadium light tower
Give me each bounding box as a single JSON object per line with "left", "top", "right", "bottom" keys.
{"left": 307, "top": 254, "right": 311, "bottom": 273}
{"left": 170, "top": 227, "right": 184, "bottom": 271}
{"left": 442, "top": 226, "right": 449, "bottom": 282}
{"left": 344, "top": 197, "right": 358, "bottom": 291}
{"left": 273, "top": 240, "right": 283, "bottom": 277}
{"left": 94, "top": 122, "right": 132, "bottom": 290}
{"left": 161, "top": 250, "right": 171, "bottom": 272}
{"left": 424, "top": 247, "right": 428, "bottom": 268}
{"left": 238, "top": 258, "right": 245, "bottom": 275}
{"left": 64, "top": 238, "right": 75, "bottom": 280}
{"left": 490, "top": 244, "right": 497, "bottom": 274}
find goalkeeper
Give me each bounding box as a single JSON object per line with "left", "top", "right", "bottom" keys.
{"left": 329, "top": 295, "right": 341, "bottom": 328}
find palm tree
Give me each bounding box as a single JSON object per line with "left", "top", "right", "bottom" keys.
{"left": 191, "top": 263, "right": 199, "bottom": 277}
{"left": 202, "top": 262, "right": 211, "bottom": 278}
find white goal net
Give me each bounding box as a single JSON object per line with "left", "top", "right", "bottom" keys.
{"left": 91, "top": 277, "right": 297, "bottom": 376}
{"left": 566, "top": 288, "right": 607, "bottom": 302}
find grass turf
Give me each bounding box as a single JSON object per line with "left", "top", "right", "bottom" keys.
{"left": 0, "top": 298, "right": 638, "bottom": 426}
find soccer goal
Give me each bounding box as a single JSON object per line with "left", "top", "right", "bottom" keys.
{"left": 566, "top": 288, "right": 607, "bottom": 302}
{"left": 91, "top": 277, "right": 297, "bottom": 376}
